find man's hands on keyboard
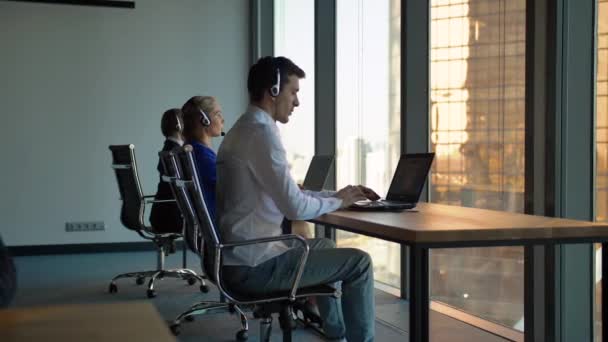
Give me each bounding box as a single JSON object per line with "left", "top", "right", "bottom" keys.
{"left": 334, "top": 185, "right": 367, "bottom": 208}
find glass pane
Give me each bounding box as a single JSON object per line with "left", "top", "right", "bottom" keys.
{"left": 429, "top": 0, "right": 526, "bottom": 330}
{"left": 274, "top": 0, "right": 316, "bottom": 238}
{"left": 595, "top": 1, "right": 608, "bottom": 341}
{"left": 335, "top": 0, "right": 402, "bottom": 289}
{"left": 274, "top": 0, "right": 315, "bottom": 184}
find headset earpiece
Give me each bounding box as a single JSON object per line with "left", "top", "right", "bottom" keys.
{"left": 175, "top": 112, "right": 183, "bottom": 133}
{"left": 270, "top": 68, "right": 280, "bottom": 97}
{"left": 200, "top": 109, "right": 211, "bottom": 126}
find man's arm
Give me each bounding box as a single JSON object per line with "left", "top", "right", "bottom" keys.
{"left": 302, "top": 189, "right": 336, "bottom": 198}
{"left": 250, "top": 127, "right": 342, "bottom": 220}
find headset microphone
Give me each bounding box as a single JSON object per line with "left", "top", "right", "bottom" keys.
{"left": 221, "top": 132, "right": 225, "bottom": 136}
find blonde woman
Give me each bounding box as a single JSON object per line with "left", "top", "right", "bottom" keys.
{"left": 181, "top": 96, "right": 225, "bottom": 221}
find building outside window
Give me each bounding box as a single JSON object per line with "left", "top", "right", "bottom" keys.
{"left": 429, "top": 0, "right": 527, "bottom": 330}
{"left": 595, "top": 1, "right": 607, "bottom": 340}
{"left": 335, "top": 0, "right": 402, "bottom": 289}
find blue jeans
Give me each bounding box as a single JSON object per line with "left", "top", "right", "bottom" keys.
{"left": 223, "top": 238, "right": 375, "bottom": 342}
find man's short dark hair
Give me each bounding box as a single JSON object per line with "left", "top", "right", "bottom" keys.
{"left": 247, "top": 56, "right": 305, "bottom": 102}
{"left": 160, "top": 108, "right": 183, "bottom": 138}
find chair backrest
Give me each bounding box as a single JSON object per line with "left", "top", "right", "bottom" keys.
{"left": 108, "top": 144, "right": 145, "bottom": 231}
{"left": 177, "top": 146, "right": 222, "bottom": 248}
{"left": 158, "top": 150, "right": 202, "bottom": 254}
{"left": 176, "top": 146, "right": 225, "bottom": 279}
{"left": 159, "top": 146, "right": 221, "bottom": 280}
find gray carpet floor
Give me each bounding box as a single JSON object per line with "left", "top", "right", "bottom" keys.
{"left": 10, "top": 250, "right": 510, "bottom": 341}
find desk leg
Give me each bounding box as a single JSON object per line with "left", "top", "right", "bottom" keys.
{"left": 603, "top": 243, "right": 608, "bottom": 342}
{"left": 409, "top": 245, "right": 429, "bottom": 342}
{"left": 524, "top": 245, "right": 537, "bottom": 342}
{"left": 282, "top": 218, "right": 292, "bottom": 234}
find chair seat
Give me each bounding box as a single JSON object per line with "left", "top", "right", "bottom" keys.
{"left": 229, "top": 283, "right": 340, "bottom": 302}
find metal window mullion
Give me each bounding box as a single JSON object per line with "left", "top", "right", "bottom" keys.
{"left": 314, "top": 0, "right": 337, "bottom": 240}
{"left": 401, "top": 0, "right": 431, "bottom": 300}
{"left": 251, "top": 0, "right": 274, "bottom": 63}
{"left": 545, "top": 0, "right": 596, "bottom": 340}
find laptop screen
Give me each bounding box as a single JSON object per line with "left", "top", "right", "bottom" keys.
{"left": 386, "top": 153, "right": 435, "bottom": 202}
{"left": 302, "top": 155, "right": 334, "bottom": 191}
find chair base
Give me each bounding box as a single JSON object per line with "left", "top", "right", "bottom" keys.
{"left": 108, "top": 268, "right": 207, "bottom": 298}
{"left": 170, "top": 301, "right": 249, "bottom": 341}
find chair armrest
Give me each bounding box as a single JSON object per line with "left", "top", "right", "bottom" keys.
{"left": 221, "top": 234, "right": 307, "bottom": 249}
{"left": 144, "top": 198, "right": 176, "bottom": 204}
{"left": 219, "top": 234, "right": 310, "bottom": 301}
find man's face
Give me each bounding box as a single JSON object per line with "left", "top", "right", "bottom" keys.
{"left": 273, "top": 75, "right": 300, "bottom": 124}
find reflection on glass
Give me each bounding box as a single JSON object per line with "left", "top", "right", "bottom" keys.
{"left": 429, "top": 0, "right": 526, "bottom": 330}
{"left": 595, "top": 1, "right": 607, "bottom": 341}
{"left": 335, "top": 0, "right": 402, "bottom": 288}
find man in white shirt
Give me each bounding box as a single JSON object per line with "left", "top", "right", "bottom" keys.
{"left": 217, "top": 56, "right": 377, "bottom": 342}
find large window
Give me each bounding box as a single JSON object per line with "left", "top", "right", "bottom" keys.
{"left": 274, "top": 0, "right": 315, "bottom": 185}
{"left": 595, "top": 1, "right": 608, "bottom": 340}
{"left": 274, "top": 0, "right": 316, "bottom": 238}
{"left": 429, "top": 0, "right": 526, "bottom": 330}
{"left": 335, "top": 0, "right": 401, "bottom": 288}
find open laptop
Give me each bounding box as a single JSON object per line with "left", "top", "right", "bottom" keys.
{"left": 349, "top": 153, "right": 435, "bottom": 211}
{"left": 302, "top": 155, "right": 335, "bottom": 191}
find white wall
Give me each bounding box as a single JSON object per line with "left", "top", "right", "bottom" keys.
{"left": 0, "top": 0, "right": 249, "bottom": 246}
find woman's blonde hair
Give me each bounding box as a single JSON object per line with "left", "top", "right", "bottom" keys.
{"left": 181, "top": 96, "right": 216, "bottom": 141}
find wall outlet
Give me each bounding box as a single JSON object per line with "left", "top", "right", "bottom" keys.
{"left": 65, "top": 221, "right": 105, "bottom": 232}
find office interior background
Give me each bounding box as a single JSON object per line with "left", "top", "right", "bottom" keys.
{"left": 0, "top": 0, "right": 606, "bottom": 340}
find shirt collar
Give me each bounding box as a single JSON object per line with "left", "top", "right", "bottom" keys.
{"left": 247, "top": 104, "right": 275, "bottom": 125}
{"left": 167, "top": 136, "right": 184, "bottom": 146}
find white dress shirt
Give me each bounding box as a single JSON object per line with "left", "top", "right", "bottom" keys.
{"left": 216, "top": 105, "right": 342, "bottom": 266}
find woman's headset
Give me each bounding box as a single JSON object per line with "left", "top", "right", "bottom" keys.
{"left": 199, "top": 109, "right": 211, "bottom": 126}
{"left": 199, "top": 107, "right": 225, "bottom": 136}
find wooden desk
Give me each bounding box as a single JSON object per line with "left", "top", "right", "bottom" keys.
{"left": 309, "top": 202, "right": 608, "bottom": 342}
{"left": 0, "top": 301, "right": 176, "bottom": 342}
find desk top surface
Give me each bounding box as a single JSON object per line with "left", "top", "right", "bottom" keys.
{"left": 310, "top": 202, "right": 608, "bottom": 246}
{"left": 0, "top": 301, "right": 176, "bottom": 342}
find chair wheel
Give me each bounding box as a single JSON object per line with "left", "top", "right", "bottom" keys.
{"left": 236, "top": 329, "right": 248, "bottom": 341}
{"left": 136, "top": 276, "right": 145, "bottom": 285}
{"left": 187, "top": 277, "right": 197, "bottom": 286}
{"left": 108, "top": 283, "right": 118, "bottom": 294}
{"left": 147, "top": 289, "right": 156, "bottom": 298}
{"left": 185, "top": 315, "right": 195, "bottom": 322}
{"left": 169, "top": 323, "right": 181, "bottom": 336}
{"left": 200, "top": 285, "right": 209, "bottom": 293}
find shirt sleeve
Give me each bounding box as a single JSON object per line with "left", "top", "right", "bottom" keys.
{"left": 302, "top": 190, "right": 337, "bottom": 198}
{"left": 249, "top": 126, "right": 342, "bottom": 220}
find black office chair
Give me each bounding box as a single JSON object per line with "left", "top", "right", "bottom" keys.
{"left": 108, "top": 144, "right": 209, "bottom": 298}
{"left": 161, "top": 146, "right": 340, "bottom": 342}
